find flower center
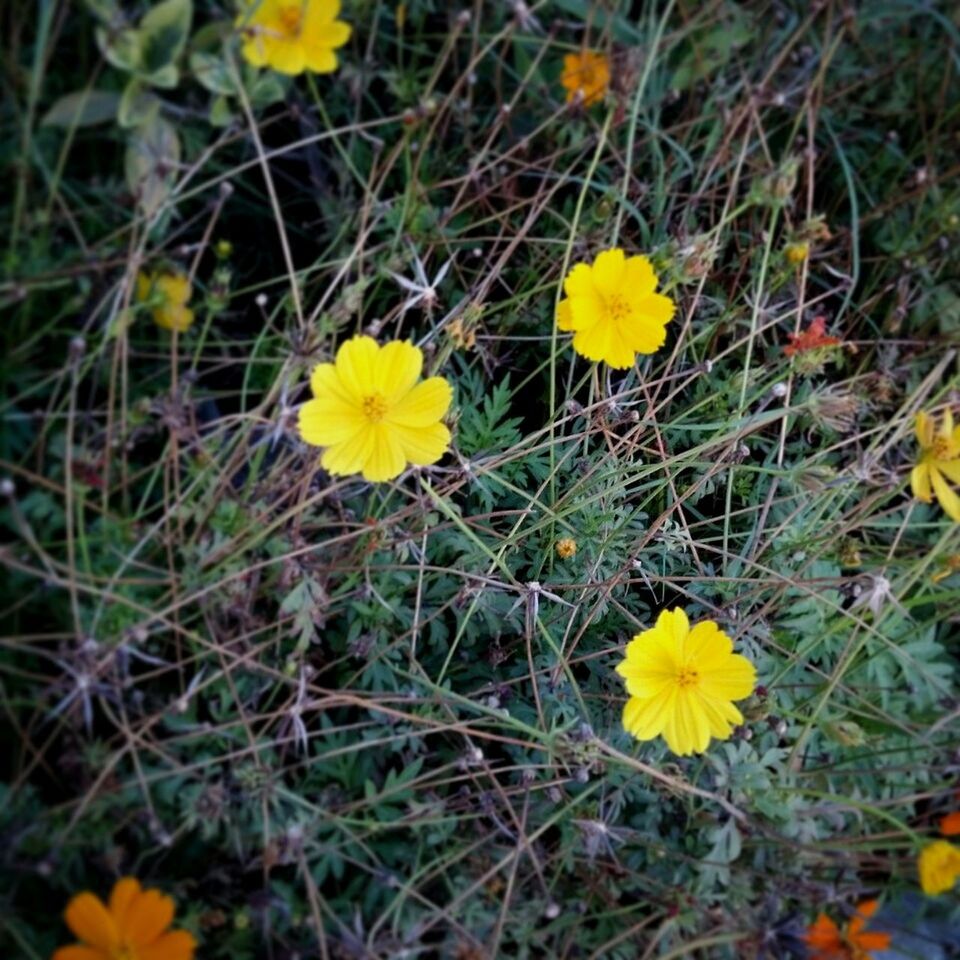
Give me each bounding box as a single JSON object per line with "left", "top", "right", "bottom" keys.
{"left": 676, "top": 666, "right": 700, "bottom": 689}
{"left": 277, "top": 3, "right": 304, "bottom": 38}
{"left": 607, "top": 294, "right": 631, "bottom": 324}
{"left": 932, "top": 437, "right": 950, "bottom": 460}
{"left": 362, "top": 393, "right": 389, "bottom": 423}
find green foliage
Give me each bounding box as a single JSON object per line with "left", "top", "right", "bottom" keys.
{"left": 2, "top": 1, "right": 960, "bottom": 958}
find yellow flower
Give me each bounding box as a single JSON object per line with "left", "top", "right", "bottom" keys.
{"left": 237, "top": 0, "right": 351, "bottom": 76}
{"left": 136, "top": 271, "right": 194, "bottom": 332}
{"left": 555, "top": 537, "right": 577, "bottom": 559}
{"left": 615, "top": 608, "right": 756, "bottom": 757}
{"left": 557, "top": 248, "right": 675, "bottom": 369}
{"left": 560, "top": 50, "right": 610, "bottom": 106}
{"left": 784, "top": 240, "right": 809, "bottom": 264}
{"left": 910, "top": 409, "right": 960, "bottom": 521}
{"left": 53, "top": 876, "right": 196, "bottom": 960}
{"left": 299, "top": 336, "right": 452, "bottom": 483}
{"left": 918, "top": 839, "right": 960, "bottom": 895}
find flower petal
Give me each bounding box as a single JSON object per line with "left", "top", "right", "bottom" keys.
{"left": 563, "top": 263, "right": 596, "bottom": 300}
{"left": 389, "top": 377, "right": 452, "bottom": 427}
{"left": 376, "top": 341, "right": 423, "bottom": 403}
{"left": 123, "top": 888, "right": 175, "bottom": 946}
{"left": 137, "top": 930, "right": 197, "bottom": 960}
{"left": 931, "top": 467, "right": 960, "bottom": 521}
{"left": 391, "top": 421, "right": 451, "bottom": 466}
{"left": 334, "top": 336, "right": 380, "bottom": 399}
{"left": 65, "top": 893, "right": 119, "bottom": 950}
{"left": 52, "top": 948, "right": 106, "bottom": 960}
{"left": 361, "top": 424, "right": 406, "bottom": 482}
{"left": 304, "top": 46, "right": 339, "bottom": 73}
{"left": 299, "top": 397, "right": 366, "bottom": 447}
{"left": 663, "top": 691, "right": 711, "bottom": 756}
{"left": 567, "top": 294, "right": 605, "bottom": 332}
{"left": 911, "top": 463, "right": 933, "bottom": 502}
{"left": 264, "top": 38, "right": 307, "bottom": 75}
{"left": 556, "top": 298, "right": 574, "bottom": 332}
{"left": 109, "top": 877, "right": 141, "bottom": 928}
{"left": 698, "top": 653, "right": 756, "bottom": 702}
{"left": 590, "top": 248, "right": 626, "bottom": 297}
{"left": 622, "top": 688, "right": 676, "bottom": 741}
{"left": 623, "top": 255, "right": 657, "bottom": 297}
{"left": 916, "top": 411, "right": 934, "bottom": 448}
{"left": 682, "top": 620, "right": 731, "bottom": 665}
{"left": 935, "top": 459, "right": 960, "bottom": 484}
{"left": 321, "top": 426, "right": 376, "bottom": 478}
{"left": 659, "top": 608, "right": 690, "bottom": 645}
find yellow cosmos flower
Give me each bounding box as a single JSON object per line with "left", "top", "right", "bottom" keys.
{"left": 53, "top": 876, "right": 196, "bottom": 960}
{"left": 237, "top": 0, "right": 351, "bottom": 76}
{"left": 136, "top": 271, "right": 194, "bottom": 332}
{"left": 299, "top": 336, "right": 452, "bottom": 483}
{"left": 615, "top": 608, "right": 756, "bottom": 757}
{"left": 560, "top": 50, "right": 610, "bottom": 106}
{"left": 557, "top": 248, "right": 675, "bottom": 369}
{"left": 910, "top": 409, "right": 960, "bottom": 521}
{"left": 918, "top": 839, "right": 960, "bottom": 895}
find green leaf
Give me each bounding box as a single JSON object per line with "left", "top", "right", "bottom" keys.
{"left": 249, "top": 72, "right": 288, "bottom": 109}
{"left": 118, "top": 79, "right": 160, "bottom": 129}
{"left": 82, "top": 0, "right": 121, "bottom": 24}
{"left": 96, "top": 24, "right": 142, "bottom": 72}
{"left": 209, "top": 94, "right": 234, "bottom": 127}
{"left": 41, "top": 90, "right": 120, "bottom": 128}
{"left": 190, "top": 51, "right": 238, "bottom": 95}
{"left": 139, "top": 0, "right": 193, "bottom": 77}
{"left": 125, "top": 115, "right": 181, "bottom": 218}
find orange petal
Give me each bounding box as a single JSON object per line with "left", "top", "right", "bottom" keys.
{"left": 64, "top": 893, "right": 119, "bottom": 950}
{"left": 122, "top": 888, "right": 175, "bottom": 946}
{"left": 137, "top": 930, "right": 197, "bottom": 960}
{"left": 52, "top": 948, "right": 107, "bottom": 960}
{"left": 109, "top": 877, "right": 141, "bottom": 927}
{"left": 940, "top": 811, "right": 960, "bottom": 836}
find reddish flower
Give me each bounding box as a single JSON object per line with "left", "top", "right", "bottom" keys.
{"left": 803, "top": 899, "right": 891, "bottom": 960}
{"left": 941, "top": 811, "right": 960, "bottom": 836}
{"left": 784, "top": 316, "right": 841, "bottom": 357}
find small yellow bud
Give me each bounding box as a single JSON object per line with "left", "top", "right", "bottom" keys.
{"left": 555, "top": 538, "right": 577, "bottom": 560}
{"left": 215, "top": 239, "right": 233, "bottom": 259}
{"left": 784, "top": 241, "right": 809, "bottom": 265}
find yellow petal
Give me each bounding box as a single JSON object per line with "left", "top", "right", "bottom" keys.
{"left": 389, "top": 377, "right": 452, "bottom": 427}
{"left": 919, "top": 840, "right": 960, "bottom": 895}
{"left": 683, "top": 621, "right": 732, "bottom": 665}
{"left": 391, "top": 421, "right": 451, "bottom": 466}
{"left": 663, "top": 692, "right": 711, "bottom": 756}
{"left": 154, "top": 305, "right": 194, "bottom": 332}
{"left": 942, "top": 407, "right": 954, "bottom": 439}
{"left": 305, "top": 16, "right": 351, "bottom": 48}
{"left": 376, "top": 340, "right": 423, "bottom": 402}
{"left": 698, "top": 653, "right": 756, "bottom": 702}
{"left": 572, "top": 321, "right": 635, "bottom": 369}
{"left": 298, "top": 397, "right": 365, "bottom": 447}
{"left": 658, "top": 608, "right": 690, "bottom": 645}
{"left": 590, "top": 248, "right": 626, "bottom": 298}
{"left": 936, "top": 459, "right": 960, "bottom": 484}
{"left": 623, "top": 255, "right": 657, "bottom": 297}
{"left": 155, "top": 273, "right": 191, "bottom": 306}
{"left": 361, "top": 424, "right": 406, "bottom": 482}
{"left": 123, "top": 888, "right": 174, "bottom": 946}
{"left": 911, "top": 464, "right": 933, "bottom": 502}
{"left": 916, "top": 411, "right": 934, "bottom": 448}
{"left": 695, "top": 693, "right": 741, "bottom": 740}
{"left": 931, "top": 467, "right": 960, "bottom": 521}
{"left": 65, "top": 893, "right": 119, "bottom": 950}
{"left": 266, "top": 39, "right": 307, "bottom": 75}
{"left": 567, "top": 294, "right": 605, "bottom": 331}
{"left": 321, "top": 426, "right": 375, "bottom": 477}
{"left": 556, "top": 298, "right": 574, "bottom": 332}
{"left": 109, "top": 878, "right": 141, "bottom": 928}
{"left": 563, "top": 262, "right": 596, "bottom": 299}
{"left": 305, "top": 47, "right": 339, "bottom": 72}
{"left": 634, "top": 292, "right": 675, "bottom": 328}
{"left": 335, "top": 336, "right": 379, "bottom": 398}
{"left": 623, "top": 688, "right": 676, "bottom": 741}
{"left": 240, "top": 34, "right": 270, "bottom": 67}
{"left": 137, "top": 930, "right": 197, "bottom": 960}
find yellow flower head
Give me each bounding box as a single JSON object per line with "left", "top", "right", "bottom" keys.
{"left": 299, "top": 336, "right": 452, "bottom": 483}
{"left": 555, "top": 537, "right": 577, "bottom": 559}
{"left": 53, "top": 876, "right": 196, "bottom": 960}
{"left": 910, "top": 409, "right": 960, "bottom": 521}
{"left": 560, "top": 50, "right": 610, "bottom": 106}
{"left": 136, "top": 271, "right": 195, "bottom": 332}
{"left": 557, "top": 248, "right": 675, "bottom": 369}
{"left": 237, "top": 0, "right": 351, "bottom": 76}
{"left": 615, "top": 608, "right": 756, "bottom": 757}
{"left": 784, "top": 240, "right": 810, "bottom": 264}
{"left": 919, "top": 839, "right": 960, "bottom": 895}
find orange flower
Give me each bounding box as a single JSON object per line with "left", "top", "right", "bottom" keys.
{"left": 803, "top": 899, "right": 891, "bottom": 960}
{"left": 53, "top": 876, "right": 196, "bottom": 960}
{"left": 560, "top": 50, "right": 610, "bottom": 106}
{"left": 784, "top": 316, "right": 841, "bottom": 356}
{"left": 941, "top": 811, "right": 960, "bottom": 836}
